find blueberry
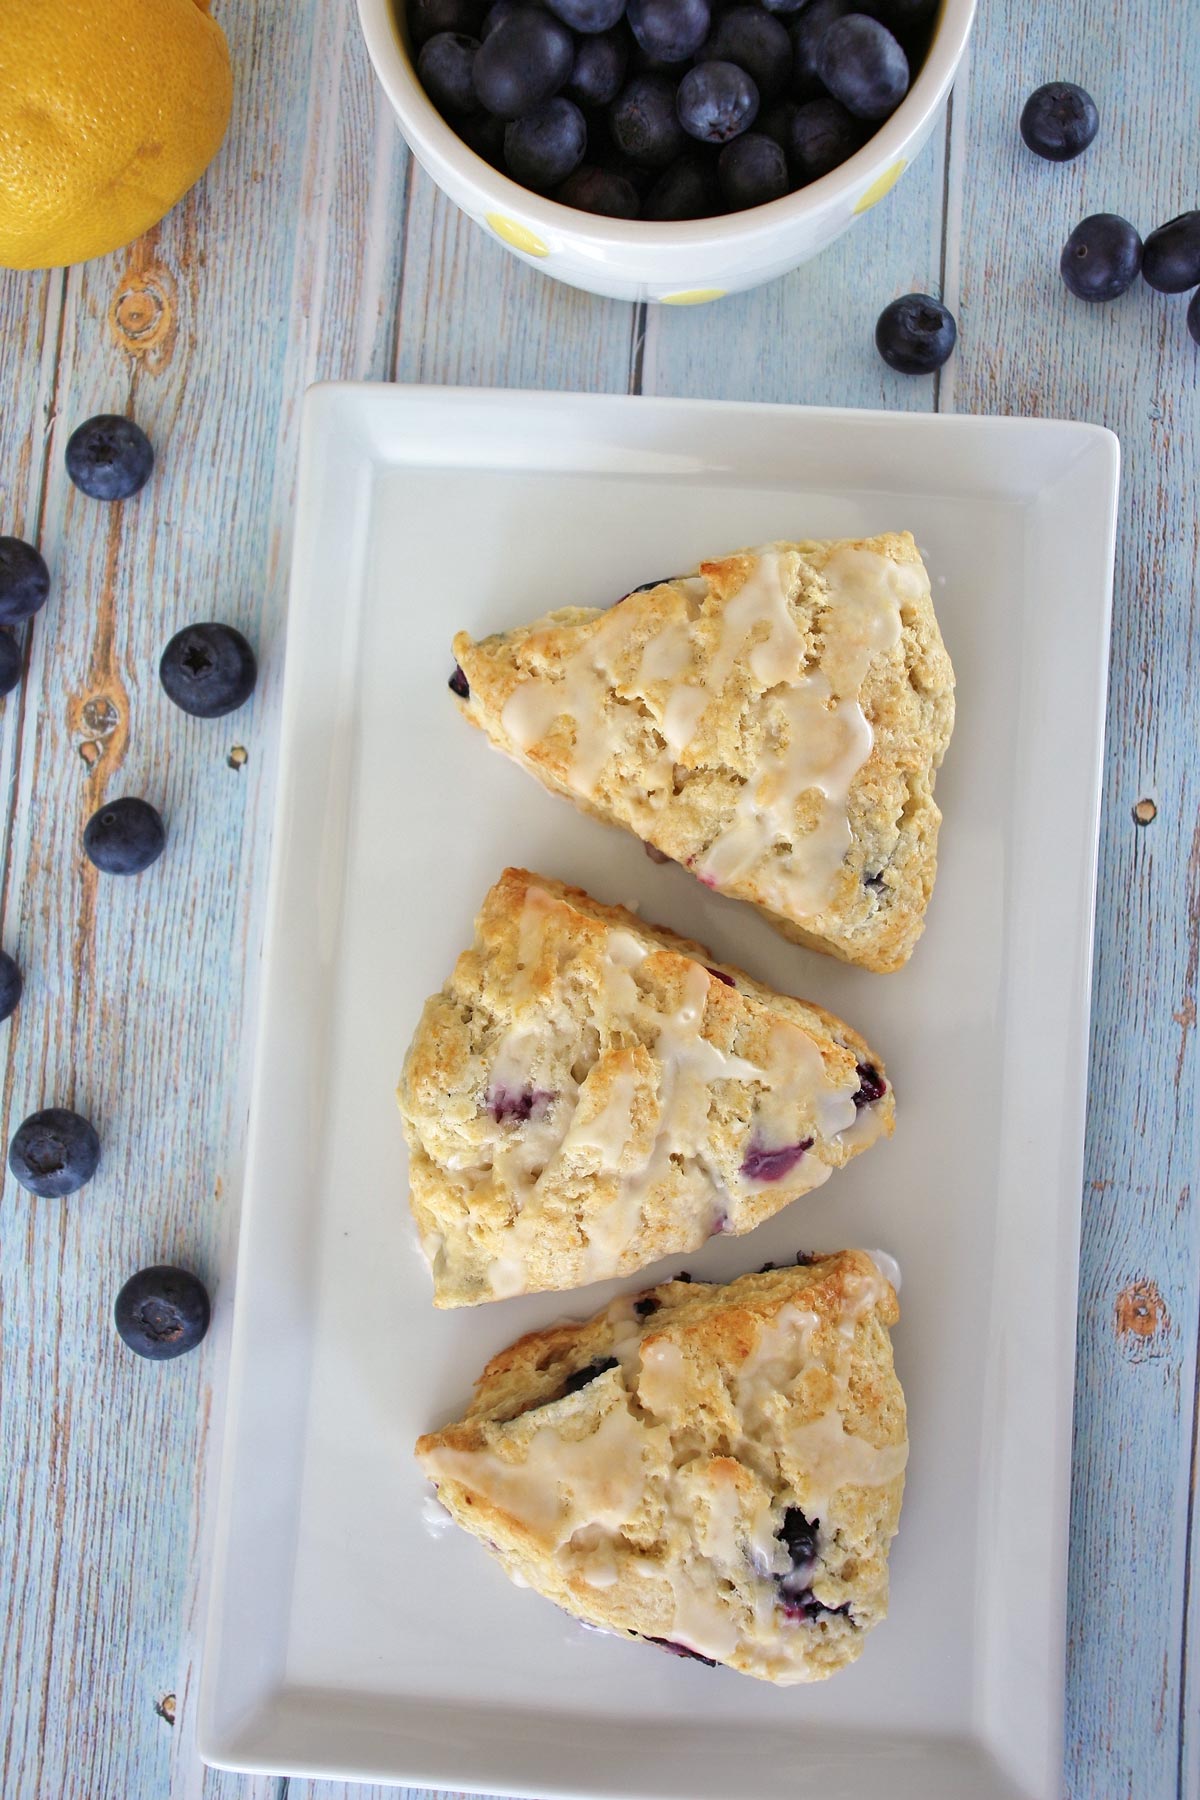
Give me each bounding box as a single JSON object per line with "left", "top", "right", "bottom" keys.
{"left": 643, "top": 153, "right": 718, "bottom": 219}
{"left": 1189, "top": 289, "right": 1200, "bottom": 347}
{"left": 556, "top": 164, "right": 641, "bottom": 215}
{"left": 875, "top": 292, "right": 957, "bottom": 373}
{"left": 817, "top": 15, "right": 907, "bottom": 120}
{"left": 1060, "top": 214, "right": 1143, "bottom": 302}
{"left": 858, "top": 0, "right": 935, "bottom": 25}
{"left": 505, "top": 97, "right": 588, "bottom": 189}
{"left": 419, "top": 31, "right": 481, "bottom": 113}
{"left": 460, "top": 109, "right": 508, "bottom": 164}
{"left": 0, "top": 949, "right": 21, "bottom": 1021}
{"left": 0, "top": 537, "right": 50, "bottom": 624}
{"left": 758, "top": 99, "right": 798, "bottom": 153}
{"left": 409, "top": 0, "right": 484, "bottom": 44}
{"left": 448, "top": 662, "right": 470, "bottom": 697}
{"left": 774, "top": 1509, "right": 850, "bottom": 1616}
{"left": 790, "top": 0, "right": 852, "bottom": 100}
{"left": 0, "top": 631, "right": 21, "bottom": 696}
{"left": 740, "top": 1136, "right": 813, "bottom": 1180}
{"left": 644, "top": 1636, "right": 718, "bottom": 1665}
{"left": 65, "top": 415, "right": 154, "bottom": 502}
{"left": 778, "top": 1506, "right": 820, "bottom": 1570}
{"left": 480, "top": 0, "right": 541, "bottom": 34}
{"left": 486, "top": 1082, "right": 555, "bottom": 1121}
{"left": 627, "top": 0, "right": 710, "bottom": 63}
{"left": 700, "top": 6, "right": 790, "bottom": 100}
{"left": 559, "top": 1355, "right": 619, "bottom": 1396}
{"left": 851, "top": 1060, "right": 887, "bottom": 1107}
{"left": 606, "top": 155, "right": 657, "bottom": 196}
{"left": 1018, "top": 81, "right": 1098, "bottom": 162}
{"left": 1142, "top": 211, "right": 1200, "bottom": 295}
{"left": 629, "top": 41, "right": 692, "bottom": 77}
{"left": 705, "top": 964, "right": 735, "bottom": 986}
{"left": 9, "top": 1107, "right": 100, "bottom": 1197}
{"left": 567, "top": 29, "right": 629, "bottom": 106}
{"left": 83, "top": 797, "right": 166, "bottom": 875}
{"left": 677, "top": 61, "right": 758, "bottom": 144}
{"left": 545, "top": 0, "right": 624, "bottom": 31}
{"left": 674, "top": 1270, "right": 693, "bottom": 1281}
{"left": 757, "top": 0, "right": 811, "bottom": 18}
{"left": 160, "top": 622, "right": 257, "bottom": 718}
{"left": 718, "top": 131, "right": 787, "bottom": 207}
{"left": 795, "top": 1249, "right": 820, "bottom": 1265}
{"left": 473, "top": 11, "right": 574, "bottom": 117}
{"left": 114, "top": 1265, "right": 211, "bottom": 1361}
{"left": 788, "top": 96, "right": 861, "bottom": 180}
{"left": 780, "top": 1590, "right": 851, "bottom": 1623}
{"left": 610, "top": 74, "right": 688, "bottom": 166}
{"left": 633, "top": 1294, "right": 660, "bottom": 1317}
{"left": 642, "top": 837, "right": 674, "bottom": 860}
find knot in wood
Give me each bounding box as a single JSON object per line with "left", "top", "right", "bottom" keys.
{"left": 82, "top": 696, "right": 119, "bottom": 737}
{"left": 1114, "top": 1278, "right": 1169, "bottom": 1359}
{"left": 108, "top": 262, "right": 178, "bottom": 372}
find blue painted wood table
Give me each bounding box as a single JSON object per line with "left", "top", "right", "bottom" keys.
{"left": 1, "top": 0, "right": 1197, "bottom": 1795}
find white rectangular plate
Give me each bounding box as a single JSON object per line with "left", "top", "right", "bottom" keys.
{"left": 198, "top": 387, "right": 1118, "bottom": 1800}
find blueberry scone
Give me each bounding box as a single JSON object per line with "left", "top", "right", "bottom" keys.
{"left": 449, "top": 532, "right": 955, "bottom": 973}
{"left": 417, "top": 1251, "right": 906, "bottom": 1682}
{"left": 397, "top": 868, "right": 893, "bottom": 1306}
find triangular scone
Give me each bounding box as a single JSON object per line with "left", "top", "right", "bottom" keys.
{"left": 417, "top": 1252, "right": 907, "bottom": 1683}
{"left": 397, "top": 869, "right": 894, "bottom": 1307}
{"left": 450, "top": 532, "right": 955, "bottom": 973}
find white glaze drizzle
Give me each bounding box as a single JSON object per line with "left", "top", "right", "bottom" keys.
{"left": 421, "top": 1265, "right": 904, "bottom": 1674}
{"left": 421, "top": 1398, "right": 652, "bottom": 1541}
{"left": 500, "top": 605, "right": 638, "bottom": 798}
{"left": 420, "top": 1491, "right": 454, "bottom": 1538}
{"left": 865, "top": 1248, "right": 902, "bottom": 1294}
{"left": 478, "top": 888, "right": 868, "bottom": 1297}
{"left": 493, "top": 545, "right": 921, "bottom": 919}
{"left": 696, "top": 546, "right": 911, "bottom": 916}
{"left": 558, "top": 1062, "right": 639, "bottom": 1169}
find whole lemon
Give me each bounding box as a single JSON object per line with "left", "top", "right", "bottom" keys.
{"left": 0, "top": 0, "right": 232, "bottom": 271}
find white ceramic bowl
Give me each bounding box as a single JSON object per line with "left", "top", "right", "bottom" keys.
{"left": 357, "top": 0, "right": 975, "bottom": 304}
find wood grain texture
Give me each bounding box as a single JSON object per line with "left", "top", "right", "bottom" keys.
{"left": 2, "top": 0, "right": 1198, "bottom": 1795}
{"left": 0, "top": 0, "right": 406, "bottom": 1795}
{"left": 943, "top": 8, "right": 1200, "bottom": 1798}
{"left": 641, "top": 107, "right": 952, "bottom": 410}
{"left": 394, "top": 168, "right": 640, "bottom": 392}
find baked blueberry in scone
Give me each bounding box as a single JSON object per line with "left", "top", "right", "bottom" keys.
{"left": 397, "top": 869, "right": 894, "bottom": 1306}
{"left": 449, "top": 533, "right": 955, "bottom": 973}
{"left": 416, "top": 1251, "right": 907, "bottom": 1682}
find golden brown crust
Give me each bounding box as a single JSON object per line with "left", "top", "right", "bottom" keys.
{"left": 451, "top": 533, "right": 955, "bottom": 973}
{"left": 416, "top": 1252, "right": 907, "bottom": 1683}
{"left": 398, "top": 870, "right": 894, "bottom": 1306}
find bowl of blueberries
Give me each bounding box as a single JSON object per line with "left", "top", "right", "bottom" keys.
{"left": 356, "top": 0, "right": 974, "bottom": 302}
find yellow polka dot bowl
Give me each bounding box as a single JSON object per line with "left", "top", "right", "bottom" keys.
{"left": 357, "top": 0, "right": 974, "bottom": 304}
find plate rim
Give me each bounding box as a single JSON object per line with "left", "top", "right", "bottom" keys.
{"left": 197, "top": 382, "right": 1120, "bottom": 1799}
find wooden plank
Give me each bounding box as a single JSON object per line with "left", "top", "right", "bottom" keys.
{"left": 0, "top": 1, "right": 407, "bottom": 1796}
{"left": 640, "top": 106, "right": 950, "bottom": 408}
{"left": 394, "top": 167, "right": 641, "bottom": 392}
{"left": 0, "top": 266, "right": 65, "bottom": 933}
{"left": 942, "top": 10, "right": 1200, "bottom": 1799}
